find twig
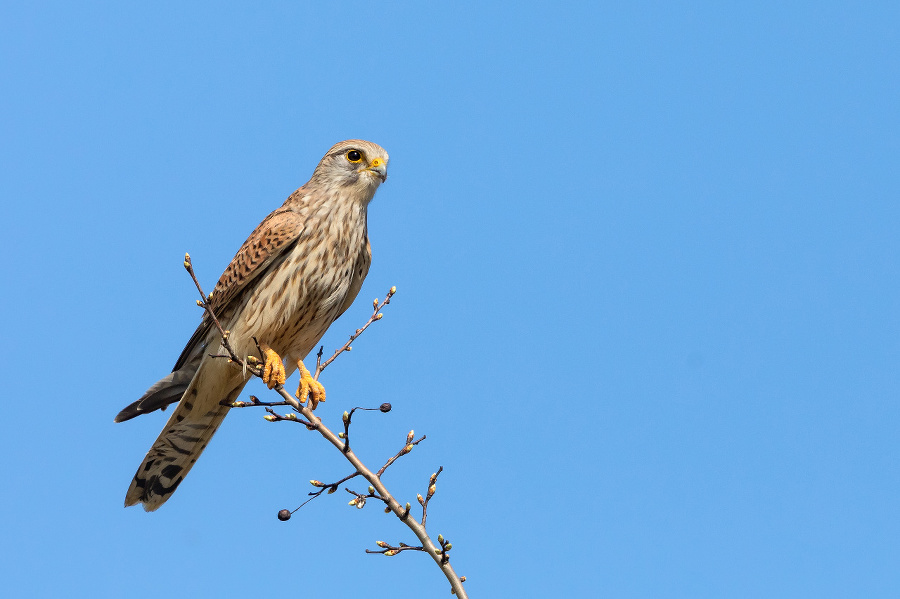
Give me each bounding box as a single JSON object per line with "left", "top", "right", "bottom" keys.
{"left": 279, "top": 472, "right": 362, "bottom": 516}
{"left": 419, "top": 467, "right": 443, "bottom": 527}
{"left": 366, "top": 540, "right": 424, "bottom": 556}
{"left": 378, "top": 432, "right": 427, "bottom": 477}
{"left": 183, "top": 253, "right": 262, "bottom": 377}
{"left": 313, "top": 286, "right": 396, "bottom": 380}
{"left": 340, "top": 404, "right": 393, "bottom": 453}
{"left": 222, "top": 394, "right": 290, "bottom": 408}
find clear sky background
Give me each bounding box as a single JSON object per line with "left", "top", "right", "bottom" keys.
{"left": 1, "top": 2, "right": 898, "bottom": 597}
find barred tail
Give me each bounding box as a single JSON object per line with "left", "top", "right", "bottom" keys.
{"left": 124, "top": 360, "right": 244, "bottom": 511}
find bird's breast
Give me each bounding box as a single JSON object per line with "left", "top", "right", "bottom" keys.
{"left": 227, "top": 213, "right": 369, "bottom": 360}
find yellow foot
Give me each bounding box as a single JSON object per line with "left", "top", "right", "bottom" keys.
{"left": 295, "top": 359, "right": 326, "bottom": 410}
{"left": 261, "top": 348, "right": 286, "bottom": 389}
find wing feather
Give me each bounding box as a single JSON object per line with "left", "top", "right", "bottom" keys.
{"left": 171, "top": 198, "right": 306, "bottom": 371}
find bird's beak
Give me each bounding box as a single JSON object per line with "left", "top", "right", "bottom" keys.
{"left": 366, "top": 157, "right": 387, "bottom": 183}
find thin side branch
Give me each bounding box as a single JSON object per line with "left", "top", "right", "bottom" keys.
{"left": 313, "top": 286, "right": 396, "bottom": 380}
{"left": 183, "top": 253, "right": 262, "bottom": 377}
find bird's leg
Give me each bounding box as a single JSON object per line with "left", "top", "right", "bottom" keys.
{"left": 296, "top": 359, "right": 326, "bottom": 410}
{"left": 259, "top": 344, "right": 286, "bottom": 390}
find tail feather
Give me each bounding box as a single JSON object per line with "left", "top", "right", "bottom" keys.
{"left": 124, "top": 359, "right": 245, "bottom": 511}
{"left": 114, "top": 366, "right": 198, "bottom": 423}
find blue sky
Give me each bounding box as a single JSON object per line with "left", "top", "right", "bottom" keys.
{"left": 1, "top": 1, "right": 898, "bottom": 597}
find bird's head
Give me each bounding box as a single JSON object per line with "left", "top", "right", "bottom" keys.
{"left": 310, "top": 140, "right": 389, "bottom": 198}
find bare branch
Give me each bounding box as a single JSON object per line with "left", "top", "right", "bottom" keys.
{"left": 313, "top": 286, "right": 396, "bottom": 380}
{"left": 183, "top": 258, "right": 466, "bottom": 597}
{"left": 183, "top": 253, "right": 262, "bottom": 377}
{"left": 262, "top": 381, "right": 468, "bottom": 596}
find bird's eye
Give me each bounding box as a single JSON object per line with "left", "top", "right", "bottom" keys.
{"left": 346, "top": 150, "right": 362, "bottom": 163}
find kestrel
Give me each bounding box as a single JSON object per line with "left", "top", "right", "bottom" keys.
{"left": 116, "top": 140, "right": 389, "bottom": 511}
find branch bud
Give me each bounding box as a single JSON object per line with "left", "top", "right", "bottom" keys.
{"left": 310, "top": 480, "right": 324, "bottom": 487}
{"left": 390, "top": 285, "right": 397, "bottom": 294}
{"left": 196, "top": 299, "right": 203, "bottom": 307}
{"left": 368, "top": 486, "right": 375, "bottom": 494}
{"left": 373, "top": 298, "right": 379, "bottom": 309}
{"left": 348, "top": 498, "right": 358, "bottom": 506}
{"left": 338, "top": 432, "right": 345, "bottom": 439}
{"left": 384, "top": 550, "right": 397, "bottom": 557}
{"left": 183, "top": 253, "right": 191, "bottom": 269}
{"left": 417, "top": 494, "right": 425, "bottom": 506}
{"left": 384, "top": 506, "right": 391, "bottom": 513}
{"left": 444, "top": 543, "right": 452, "bottom": 551}
{"left": 263, "top": 415, "right": 277, "bottom": 422}
{"left": 376, "top": 541, "right": 389, "bottom": 548}
{"left": 375, "top": 313, "right": 383, "bottom": 320}
{"left": 342, "top": 411, "right": 350, "bottom": 423}
{"left": 427, "top": 485, "right": 436, "bottom": 498}
{"left": 406, "top": 430, "right": 414, "bottom": 444}
{"left": 438, "top": 534, "right": 444, "bottom": 544}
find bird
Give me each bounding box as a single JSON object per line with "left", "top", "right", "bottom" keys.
{"left": 115, "top": 139, "right": 389, "bottom": 511}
